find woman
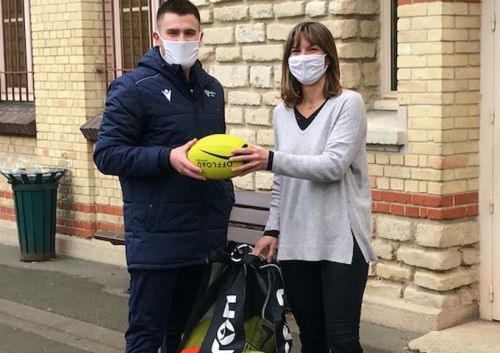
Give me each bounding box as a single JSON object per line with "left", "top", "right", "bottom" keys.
{"left": 230, "top": 22, "right": 377, "bottom": 353}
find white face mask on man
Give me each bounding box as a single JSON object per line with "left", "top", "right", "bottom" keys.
{"left": 158, "top": 35, "right": 200, "bottom": 70}
{"left": 288, "top": 54, "right": 329, "bottom": 86}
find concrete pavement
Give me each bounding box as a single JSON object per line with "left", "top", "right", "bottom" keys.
{"left": 408, "top": 321, "right": 500, "bottom": 353}
{"left": 1, "top": 220, "right": 500, "bottom": 353}
{"left": 0, "top": 241, "right": 418, "bottom": 353}
{"left": 0, "top": 299, "right": 123, "bottom": 353}
{"left": 0, "top": 322, "right": 91, "bottom": 353}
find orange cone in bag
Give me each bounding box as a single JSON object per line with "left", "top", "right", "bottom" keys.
{"left": 179, "top": 347, "right": 200, "bottom": 353}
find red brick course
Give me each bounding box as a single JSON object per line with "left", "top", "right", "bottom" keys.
{"left": 371, "top": 190, "right": 478, "bottom": 220}
{"left": 0, "top": 189, "right": 478, "bottom": 237}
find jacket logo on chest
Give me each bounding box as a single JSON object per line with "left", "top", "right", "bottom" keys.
{"left": 204, "top": 89, "right": 216, "bottom": 98}
{"left": 161, "top": 88, "right": 172, "bottom": 102}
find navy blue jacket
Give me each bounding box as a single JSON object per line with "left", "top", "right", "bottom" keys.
{"left": 94, "top": 47, "right": 234, "bottom": 269}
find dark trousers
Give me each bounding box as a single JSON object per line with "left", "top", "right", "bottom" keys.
{"left": 281, "top": 239, "right": 368, "bottom": 353}
{"left": 125, "top": 264, "right": 209, "bottom": 353}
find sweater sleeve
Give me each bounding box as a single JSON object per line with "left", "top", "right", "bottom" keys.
{"left": 264, "top": 114, "right": 281, "bottom": 233}
{"left": 264, "top": 174, "right": 281, "bottom": 233}
{"left": 272, "top": 92, "right": 366, "bottom": 182}
{"left": 93, "top": 77, "right": 173, "bottom": 178}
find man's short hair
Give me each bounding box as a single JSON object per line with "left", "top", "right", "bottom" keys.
{"left": 157, "top": 0, "right": 201, "bottom": 26}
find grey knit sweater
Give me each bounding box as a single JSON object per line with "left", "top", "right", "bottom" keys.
{"left": 266, "top": 90, "right": 377, "bottom": 264}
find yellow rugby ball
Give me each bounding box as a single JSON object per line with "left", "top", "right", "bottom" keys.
{"left": 187, "top": 134, "right": 248, "bottom": 180}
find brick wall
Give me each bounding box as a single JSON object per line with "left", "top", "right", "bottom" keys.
{"left": 364, "top": 0, "right": 480, "bottom": 331}
{"left": 29, "top": 0, "right": 108, "bottom": 237}
{"left": 0, "top": 136, "right": 36, "bottom": 221}
{"left": 0, "top": 0, "right": 482, "bottom": 332}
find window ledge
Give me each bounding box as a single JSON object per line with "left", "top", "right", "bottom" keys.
{"left": 80, "top": 114, "right": 102, "bottom": 142}
{"left": 80, "top": 110, "right": 407, "bottom": 148}
{"left": 0, "top": 102, "right": 36, "bottom": 137}
{"left": 373, "top": 98, "right": 398, "bottom": 111}
{"left": 367, "top": 110, "right": 406, "bottom": 146}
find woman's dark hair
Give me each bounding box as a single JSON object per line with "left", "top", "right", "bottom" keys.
{"left": 281, "top": 22, "right": 342, "bottom": 108}
{"left": 157, "top": 0, "right": 201, "bottom": 26}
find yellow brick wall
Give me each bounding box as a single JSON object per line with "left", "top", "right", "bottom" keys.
{"left": 369, "top": 1, "right": 480, "bottom": 196}
{"left": 0, "top": 136, "right": 37, "bottom": 211}
{"left": 30, "top": 0, "right": 106, "bottom": 201}
{"left": 7, "top": 0, "right": 110, "bottom": 236}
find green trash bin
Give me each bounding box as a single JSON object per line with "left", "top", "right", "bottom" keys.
{"left": 1, "top": 168, "right": 66, "bottom": 261}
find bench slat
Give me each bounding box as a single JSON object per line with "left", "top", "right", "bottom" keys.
{"left": 95, "top": 231, "right": 125, "bottom": 245}
{"left": 95, "top": 228, "right": 263, "bottom": 247}
{"left": 94, "top": 191, "right": 271, "bottom": 247}
{"left": 229, "top": 207, "right": 268, "bottom": 226}
{"left": 234, "top": 190, "right": 271, "bottom": 209}
{"left": 227, "top": 226, "right": 262, "bottom": 245}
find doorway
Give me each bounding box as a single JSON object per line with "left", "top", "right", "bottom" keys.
{"left": 480, "top": 0, "right": 500, "bottom": 321}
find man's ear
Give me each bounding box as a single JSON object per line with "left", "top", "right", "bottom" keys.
{"left": 152, "top": 31, "right": 161, "bottom": 46}
{"left": 199, "top": 31, "right": 204, "bottom": 44}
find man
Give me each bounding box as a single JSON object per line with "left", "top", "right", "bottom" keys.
{"left": 93, "top": 1, "right": 234, "bottom": 352}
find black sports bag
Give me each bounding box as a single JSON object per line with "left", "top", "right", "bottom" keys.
{"left": 178, "top": 243, "right": 293, "bottom": 353}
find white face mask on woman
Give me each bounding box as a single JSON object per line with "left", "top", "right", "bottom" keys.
{"left": 158, "top": 36, "right": 199, "bottom": 70}
{"left": 288, "top": 54, "right": 328, "bottom": 86}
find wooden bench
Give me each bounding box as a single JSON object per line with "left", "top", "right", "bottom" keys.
{"left": 227, "top": 190, "right": 271, "bottom": 245}
{"left": 95, "top": 190, "right": 271, "bottom": 246}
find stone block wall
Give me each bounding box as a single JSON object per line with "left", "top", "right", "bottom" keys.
{"left": 193, "top": 0, "right": 381, "bottom": 191}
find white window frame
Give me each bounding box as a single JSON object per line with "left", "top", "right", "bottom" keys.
{"left": 112, "top": 0, "right": 159, "bottom": 75}
{"left": 0, "top": 0, "right": 33, "bottom": 102}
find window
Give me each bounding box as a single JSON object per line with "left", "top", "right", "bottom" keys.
{"left": 379, "top": 0, "right": 398, "bottom": 100}
{"left": 83, "top": 0, "right": 159, "bottom": 141}
{"left": 367, "top": 0, "right": 404, "bottom": 149}
{"left": 0, "top": 0, "right": 33, "bottom": 102}
{"left": 99, "top": 0, "right": 160, "bottom": 88}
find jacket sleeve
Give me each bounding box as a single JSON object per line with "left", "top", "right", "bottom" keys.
{"left": 271, "top": 92, "right": 366, "bottom": 182}
{"left": 93, "top": 76, "right": 173, "bottom": 178}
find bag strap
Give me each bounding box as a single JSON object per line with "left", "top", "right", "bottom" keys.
{"left": 178, "top": 263, "right": 232, "bottom": 352}
{"left": 261, "top": 264, "right": 293, "bottom": 353}
{"left": 199, "top": 264, "right": 248, "bottom": 353}
{"left": 181, "top": 241, "right": 251, "bottom": 347}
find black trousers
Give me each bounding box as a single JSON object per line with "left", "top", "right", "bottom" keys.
{"left": 280, "top": 239, "right": 368, "bottom": 353}
{"left": 125, "top": 264, "right": 209, "bottom": 353}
